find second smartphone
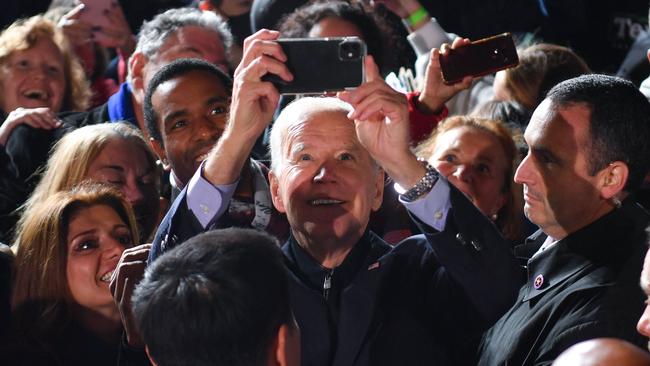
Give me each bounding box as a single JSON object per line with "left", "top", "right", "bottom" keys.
{"left": 439, "top": 33, "right": 519, "bottom": 84}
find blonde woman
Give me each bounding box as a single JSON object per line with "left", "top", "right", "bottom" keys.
{"left": 416, "top": 115, "right": 525, "bottom": 242}
{"left": 0, "top": 14, "right": 90, "bottom": 145}
{"left": 15, "top": 123, "right": 160, "bottom": 244}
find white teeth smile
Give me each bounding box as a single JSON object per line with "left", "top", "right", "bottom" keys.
{"left": 310, "top": 199, "right": 343, "bottom": 205}
{"left": 100, "top": 270, "right": 114, "bottom": 283}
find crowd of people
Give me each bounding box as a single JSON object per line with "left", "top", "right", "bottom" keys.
{"left": 2, "top": 0, "right": 650, "bottom": 365}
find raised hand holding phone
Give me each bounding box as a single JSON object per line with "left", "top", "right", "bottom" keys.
{"left": 417, "top": 37, "right": 473, "bottom": 113}
{"left": 439, "top": 33, "right": 519, "bottom": 85}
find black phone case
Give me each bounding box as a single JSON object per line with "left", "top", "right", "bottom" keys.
{"left": 262, "top": 37, "right": 367, "bottom": 95}
{"left": 440, "top": 33, "right": 519, "bottom": 84}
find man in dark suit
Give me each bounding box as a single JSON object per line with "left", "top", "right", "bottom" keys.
{"left": 479, "top": 74, "right": 650, "bottom": 365}
{"left": 146, "top": 29, "right": 520, "bottom": 365}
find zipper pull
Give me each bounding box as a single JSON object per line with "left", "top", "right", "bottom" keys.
{"left": 323, "top": 270, "right": 333, "bottom": 300}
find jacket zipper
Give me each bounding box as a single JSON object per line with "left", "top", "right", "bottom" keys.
{"left": 323, "top": 269, "right": 333, "bottom": 300}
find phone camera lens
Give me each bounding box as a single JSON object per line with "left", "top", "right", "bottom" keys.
{"left": 339, "top": 40, "right": 361, "bottom": 61}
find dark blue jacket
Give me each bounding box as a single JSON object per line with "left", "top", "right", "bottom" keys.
{"left": 149, "top": 180, "right": 520, "bottom": 365}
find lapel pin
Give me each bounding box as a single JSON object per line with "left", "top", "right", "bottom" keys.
{"left": 533, "top": 274, "right": 544, "bottom": 289}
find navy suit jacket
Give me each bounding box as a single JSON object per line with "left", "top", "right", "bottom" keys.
{"left": 149, "top": 180, "right": 520, "bottom": 365}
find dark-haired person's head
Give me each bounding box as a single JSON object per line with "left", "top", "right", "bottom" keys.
{"left": 127, "top": 7, "right": 233, "bottom": 142}
{"left": 133, "top": 228, "right": 299, "bottom": 366}
{"left": 277, "top": 0, "right": 394, "bottom": 75}
{"left": 144, "top": 58, "right": 233, "bottom": 186}
{"left": 515, "top": 74, "right": 650, "bottom": 240}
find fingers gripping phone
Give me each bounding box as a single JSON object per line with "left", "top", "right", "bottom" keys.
{"left": 262, "top": 37, "right": 367, "bottom": 95}
{"left": 440, "top": 33, "right": 519, "bottom": 84}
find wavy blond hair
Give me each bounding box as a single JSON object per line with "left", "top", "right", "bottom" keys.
{"left": 0, "top": 15, "right": 90, "bottom": 112}
{"left": 15, "top": 123, "right": 158, "bottom": 244}
{"left": 416, "top": 115, "right": 525, "bottom": 242}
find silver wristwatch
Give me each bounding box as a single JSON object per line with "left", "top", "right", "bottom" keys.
{"left": 396, "top": 160, "right": 439, "bottom": 202}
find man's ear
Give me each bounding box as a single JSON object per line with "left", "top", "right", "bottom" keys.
{"left": 149, "top": 137, "right": 170, "bottom": 171}
{"left": 145, "top": 346, "right": 159, "bottom": 366}
{"left": 129, "top": 52, "right": 148, "bottom": 102}
{"left": 269, "top": 170, "right": 286, "bottom": 213}
{"left": 599, "top": 161, "right": 628, "bottom": 200}
{"left": 371, "top": 168, "right": 385, "bottom": 212}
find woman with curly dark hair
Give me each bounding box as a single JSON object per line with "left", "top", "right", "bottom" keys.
{"left": 278, "top": 0, "right": 397, "bottom": 76}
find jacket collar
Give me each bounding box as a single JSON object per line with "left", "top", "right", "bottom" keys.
{"left": 282, "top": 230, "right": 391, "bottom": 364}
{"left": 517, "top": 200, "right": 649, "bottom": 302}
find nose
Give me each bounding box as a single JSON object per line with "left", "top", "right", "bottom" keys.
{"left": 637, "top": 305, "right": 650, "bottom": 338}
{"left": 102, "top": 237, "right": 125, "bottom": 260}
{"left": 514, "top": 153, "right": 532, "bottom": 185}
{"left": 28, "top": 65, "right": 47, "bottom": 80}
{"left": 197, "top": 117, "right": 225, "bottom": 142}
{"left": 452, "top": 164, "right": 473, "bottom": 183}
{"left": 122, "top": 180, "right": 145, "bottom": 207}
{"left": 313, "top": 162, "right": 337, "bottom": 183}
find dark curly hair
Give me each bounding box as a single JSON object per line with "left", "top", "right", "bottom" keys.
{"left": 277, "top": 0, "right": 396, "bottom": 76}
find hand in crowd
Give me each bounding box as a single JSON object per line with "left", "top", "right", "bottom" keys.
{"left": 57, "top": 3, "right": 93, "bottom": 45}
{"left": 109, "top": 243, "right": 152, "bottom": 348}
{"left": 204, "top": 29, "right": 292, "bottom": 185}
{"left": 0, "top": 107, "right": 61, "bottom": 146}
{"left": 417, "top": 37, "right": 473, "bottom": 114}
{"left": 339, "top": 56, "right": 424, "bottom": 188}
{"left": 58, "top": 2, "right": 135, "bottom": 56}
{"left": 95, "top": 2, "right": 135, "bottom": 56}
{"left": 230, "top": 29, "right": 291, "bottom": 141}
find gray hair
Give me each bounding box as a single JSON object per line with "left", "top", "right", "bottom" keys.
{"left": 269, "top": 97, "right": 353, "bottom": 174}
{"left": 135, "top": 7, "right": 233, "bottom": 60}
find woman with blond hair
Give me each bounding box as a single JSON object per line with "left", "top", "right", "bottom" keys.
{"left": 3, "top": 183, "right": 147, "bottom": 365}
{"left": 0, "top": 15, "right": 91, "bottom": 242}
{"left": 0, "top": 14, "right": 90, "bottom": 145}
{"left": 416, "top": 115, "right": 526, "bottom": 242}
{"left": 12, "top": 123, "right": 160, "bottom": 244}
